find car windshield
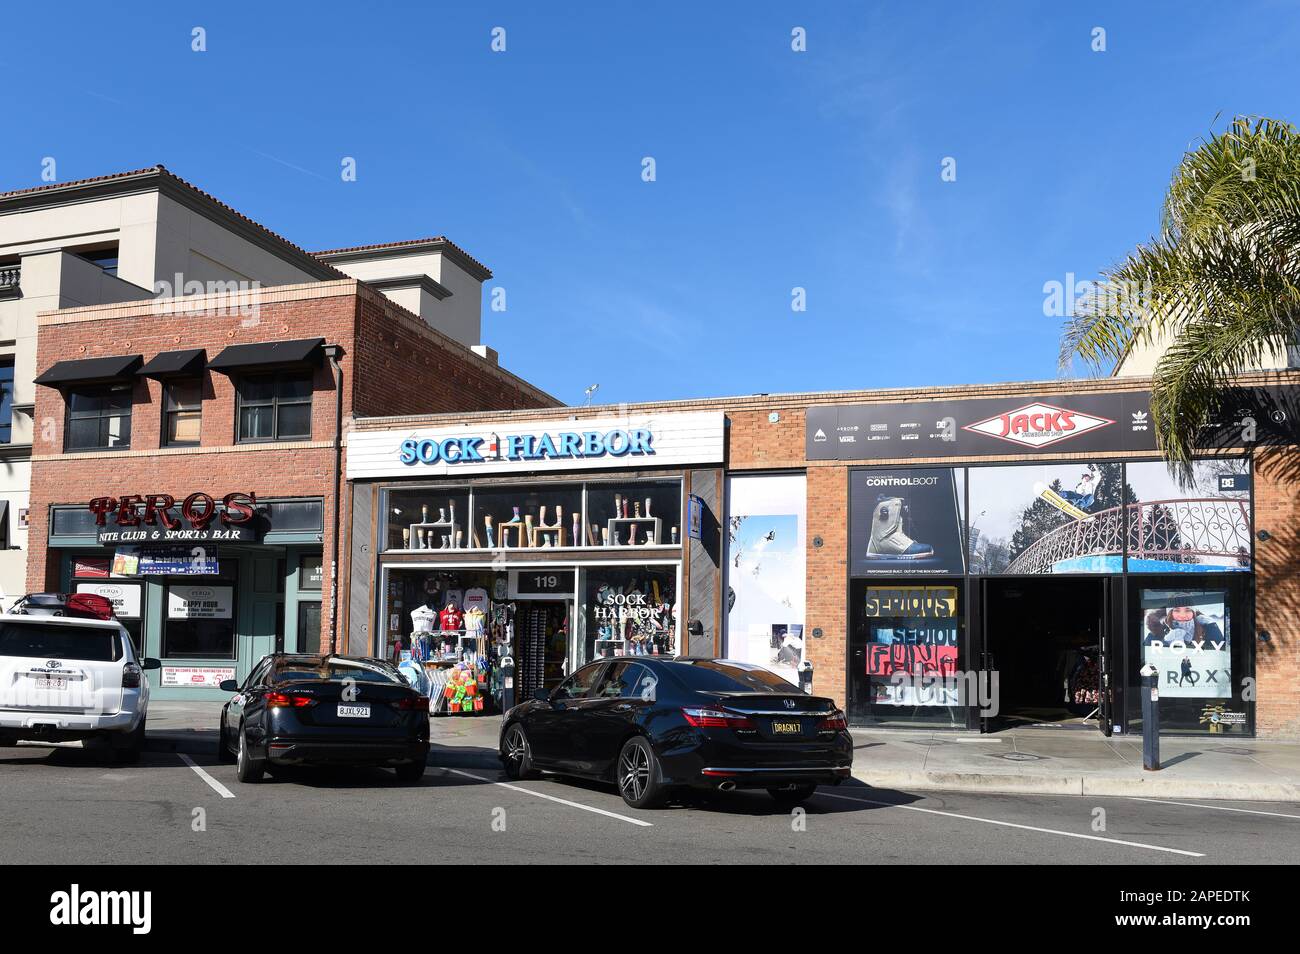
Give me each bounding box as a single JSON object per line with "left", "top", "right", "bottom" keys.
{"left": 670, "top": 660, "right": 798, "bottom": 693}
{"left": 0, "top": 621, "right": 122, "bottom": 662}
{"left": 274, "top": 658, "right": 403, "bottom": 685}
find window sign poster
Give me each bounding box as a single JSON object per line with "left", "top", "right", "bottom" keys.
{"left": 75, "top": 582, "right": 142, "bottom": 619}
{"left": 968, "top": 462, "right": 1127, "bottom": 574}
{"left": 167, "top": 584, "right": 234, "bottom": 620}
{"left": 73, "top": 556, "right": 112, "bottom": 579}
{"left": 161, "top": 666, "right": 236, "bottom": 688}
{"left": 863, "top": 585, "right": 961, "bottom": 708}
{"left": 725, "top": 474, "right": 806, "bottom": 683}
{"left": 1140, "top": 589, "right": 1231, "bottom": 698}
{"left": 1125, "top": 460, "right": 1251, "bottom": 573}
{"left": 849, "top": 468, "right": 965, "bottom": 576}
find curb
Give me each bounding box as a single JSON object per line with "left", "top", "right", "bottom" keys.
{"left": 853, "top": 769, "right": 1300, "bottom": 803}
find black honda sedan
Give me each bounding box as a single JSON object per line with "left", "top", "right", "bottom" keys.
{"left": 218, "top": 654, "right": 430, "bottom": 783}
{"left": 499, "top": 657, "right": 852, "bottom": 808}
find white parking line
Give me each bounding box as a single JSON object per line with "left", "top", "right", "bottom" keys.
{"left": 445, "top": 768, "right": 652, "bottom": 827}
{"left": 1126, "top": 797, "right": 1300, "bottom": 820}
{"left": 813, "top": 790, "right": 1204, "bottom": 857}
{"left": 178, "top": 753, "right": 236, "bottom": 799}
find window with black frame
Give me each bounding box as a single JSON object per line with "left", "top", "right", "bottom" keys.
{"left": 847, "top": 580, "right": 965, "bottom": 727}
{"left": 236, "top": 372, "right": 312, "bottom": 442}
{"left": 163, "top": 378, "right": 202, "bottom": 446}
{"left": 584, "top": 479, "right": 682, "bottom": 547}
{"left": 163, "top": 581, "right": 236, "bottom": 659}
{"left": 0, "top": 358, "right": 13, "bottom": 444}
{"left": 65, "top": 384, "right": 132, "bottom": 451}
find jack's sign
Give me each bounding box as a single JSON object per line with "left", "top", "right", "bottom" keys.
{"left": 807, "top": 385, "right": 1300, "bottom": 461}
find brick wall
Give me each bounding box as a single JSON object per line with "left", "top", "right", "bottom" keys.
{"left": 1251, "top": 447, "right": 1300, "bottom": 736}
{"left": 29, "top": 282, "right": 557, "bottom": 652}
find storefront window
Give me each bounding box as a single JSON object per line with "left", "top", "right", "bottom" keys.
{"left": 1127, "top": 577, "right": 1251, "bottom": 734}
{"left": 578, "top": 566, "right": 677, "bottom": 666}
{"left": 585, "top": 480, "right": 681, "bottom": 547}
{"left": 72, "top": 558, "right": 144, "bottom": 654}
{"left": 472, "top": 484, "right": 584, "bottom": 549}
{"left": 298, "top": 554, "right": 323, "bottom": 590}
{"left": 163, "top": 582, "right": 236, "bottom": 659}
{"left": 385, "top": 489, "right": 472, "bottom": 550}
{"left": 1124, "top": 460, "right": 1252, "bottom": 573}
{"left": 847, "top": 580, "right": 965, "bottom": 727}
{"left": 297, "top": 601, "right": 322, "bottom": 655}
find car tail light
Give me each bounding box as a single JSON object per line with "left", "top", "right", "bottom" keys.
{"left": 816, "top": 710, "right": 848, "bottom": 732}
{"left": 394, "top": 696, "right": 430, "bottom": 712}
{"left": 681, "top": 707, "right": 755, "bottom": 730}
{"left": 266, "top": 692, "right": 316, "bottom": 709}
{"left": 121, "top": 662, "right": 143, "bottom": 689}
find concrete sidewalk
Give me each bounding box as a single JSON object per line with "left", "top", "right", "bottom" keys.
{"left": 144, "top": 702, "right": 1300, "bottom": 802}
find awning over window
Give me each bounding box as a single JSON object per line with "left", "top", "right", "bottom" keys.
{"left": 207, "top": 337, "right": 325, "bottom": 374}
{"left": 137, "top": 348, "right": 206, "bottom": 378}
{"left": 34, "top": 354, "right": 142, "bottom": 387}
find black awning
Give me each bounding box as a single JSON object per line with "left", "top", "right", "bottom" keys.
{"left": 34, "top": 354, "right": 142, "bottom": 387}
{"left": 137, "top": 348, "right": 207, "bottom": 378}
{"left": 207, "top": 337, "right": 325, "bottom": 374}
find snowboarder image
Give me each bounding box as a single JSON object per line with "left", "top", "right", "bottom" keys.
{"left": 1058, "top": 464, "right": 1100, "bottom": 509}
{"left": 866, "top": 495, "right": 935, "bottom": 560}
{"left": 1178, "top": 656, "right": 1196, "bottom": 688}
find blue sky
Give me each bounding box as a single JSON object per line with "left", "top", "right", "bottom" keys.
{"left": 4, "top": 2, "right": 1298, "bottom": 405}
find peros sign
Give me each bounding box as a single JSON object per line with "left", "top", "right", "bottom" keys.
{"left": 88, "top": 492, "right": 258, "bottom": 544}
{"left": 347, "top": 411, "right": 725, "bottom": 479}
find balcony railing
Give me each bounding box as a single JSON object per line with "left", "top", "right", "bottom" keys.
{"left": 0, "top": 264, "right": 19, "bottom": 296}
{"left": 1003, "top": 498, "right": 1251, "bottom": 574}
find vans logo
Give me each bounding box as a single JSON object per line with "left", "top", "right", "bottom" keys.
{"left": 49, "top": 884, "right": 151, "bottom": 935}
{"left": 963, "top": 402, "right": 1113, "bottom": 448}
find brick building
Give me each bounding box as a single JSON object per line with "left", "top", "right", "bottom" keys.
{"left": 344, "top": 371, "right": 1300, "bottom": 738}
{"left": 28, "top": 280, "right": 555, "bottom": 697}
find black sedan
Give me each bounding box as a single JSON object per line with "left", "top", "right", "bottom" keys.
{"left": 499, "top": 657, "right": 852, "bottom": 808}
{"left": 218, "top": 653, "right": 430, "bottom": 783}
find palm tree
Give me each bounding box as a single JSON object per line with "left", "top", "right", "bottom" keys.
{"left": 1060, "top": 116, "right": 1300, "bottom": 483}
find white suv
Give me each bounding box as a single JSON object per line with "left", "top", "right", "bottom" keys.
{"left": 0, "top": 599, "right": 158, "bottom": 763}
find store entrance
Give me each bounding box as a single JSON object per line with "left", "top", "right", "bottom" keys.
{"left": 513, "top": 598, "right": 570, "bottom": 703}
{"left": 982, "top": 577, "right": 1108, "bottom": 731}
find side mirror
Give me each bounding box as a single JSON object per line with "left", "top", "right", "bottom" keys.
{"left": 141, "top": 658, "right": 162, "bottom": 671}
{"left": 533, "top": 687, "right": 551, "bottom": 702}
{"left": 218, "top": 679, "right": 239, "bottom": 692}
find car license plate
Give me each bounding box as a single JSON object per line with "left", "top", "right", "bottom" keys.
{"left": 771, "top": 720, "right": 802, "bottom": 735}
{"left": 337, "top": 705, "right": 370, "bottom": 718}
{"left": 35, "top": 676, "right": 68, "bottom": 691}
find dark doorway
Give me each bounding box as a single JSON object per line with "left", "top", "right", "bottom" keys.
{"left": 983, "top": 577, "right": 1106, "bottom": 730}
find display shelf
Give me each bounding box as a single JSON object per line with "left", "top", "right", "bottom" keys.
{"left": 605, "top": 516, "right": 662, "bottom": 546}
{"left": 407, "top": 521, "right": 460, "bottom": 550}
{"left": 527, "top": 526, "right": 567, "bottom": 548}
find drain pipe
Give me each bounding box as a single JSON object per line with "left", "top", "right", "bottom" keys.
{"left": 323, "top": 344, "right": 346, "bottom": 654}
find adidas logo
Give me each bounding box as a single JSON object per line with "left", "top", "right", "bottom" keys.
{"left": 1131, "top": 411, "right": 1149, "bottom": 432}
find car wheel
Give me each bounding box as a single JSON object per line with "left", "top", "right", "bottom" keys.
{"left": 111, "top": 719, "right": 145, "bottom": 765}
{"left": 767, "top": 783, "right": 818, "bottom": 807}
{"left": 501, "top": 723, "right": 536, "bottom": 780}
{"left": 394, "top": 760, "right": 426, "bottom": 783}
{"left": 617, "top": 736, "right": 665, "bottom": 809}
{"left": 236, "top": 724, "right": 264, "bottom": 783}
{"left": 217, "top": 720, "right": 236, "bottom": 764}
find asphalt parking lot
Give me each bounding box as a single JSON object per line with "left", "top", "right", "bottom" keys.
{"left": 2, "top": 739, "right": 1297, "bottom": 865}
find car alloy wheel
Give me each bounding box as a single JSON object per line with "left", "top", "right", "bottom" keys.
{"left": 236, "top": 725, "right": 264, "bottom": 783}
{"left": 502, "top": 724, "right": 534, "bottom": 780}
{"left": 616, "top": 737, "right": 663, "bottom": 808}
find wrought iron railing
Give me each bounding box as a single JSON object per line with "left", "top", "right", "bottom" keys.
{"left": 1004, "top": 498, "right": 1251, "bottom": 574}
